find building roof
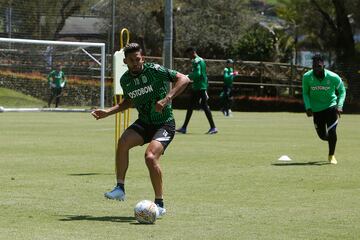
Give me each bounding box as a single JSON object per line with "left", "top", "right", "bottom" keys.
{"left": 59, "top": 16, "right": 107, "bottom": 36}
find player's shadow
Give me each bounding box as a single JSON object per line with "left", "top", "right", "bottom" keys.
{"left": 67, "top": 173, "right": 112, "bottom": 176}
{"left": 272, "top": 161, "right": 329, "bottom": 166}
{"left": 59, "top": 215, "right": 135, "bottom": 223}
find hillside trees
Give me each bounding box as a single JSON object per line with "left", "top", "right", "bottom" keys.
{"left": 0, "top": 0, "right": 85, "bottom": 39}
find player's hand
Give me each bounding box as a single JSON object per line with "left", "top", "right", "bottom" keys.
{"left": 155, "top": 96, "right": 171, "bottom": 112}
{"left": 91, "top": 109, "right": 109, "bottom": 120}
{"left": 336, "top": 108, "right": 342, "bottom": 118}
{"left": 306, "top": 109, "right": 313, "bottom": 117}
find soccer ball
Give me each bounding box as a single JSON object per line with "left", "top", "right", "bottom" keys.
{"left": 134, "top": 200, "right": 159, "bottom": 224}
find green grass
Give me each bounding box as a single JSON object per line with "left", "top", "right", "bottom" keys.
{"left": 0, "top": 110, "right": 360, "bottom": 240}
{"left": 0, "top": 87, "right": 46, "bottom": 107}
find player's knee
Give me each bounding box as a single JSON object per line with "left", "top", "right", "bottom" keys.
{"left": 317, "top": 133, "right": 328, "bottom": 141}
{"left": 200, "top": 102, "right": 209, "bottom": 110}
{"left": 144, "top": 152, "right": 158, "bottom": 168}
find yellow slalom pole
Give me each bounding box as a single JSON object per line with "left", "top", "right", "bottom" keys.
{"left": 114, "top": 28, "right": 130, "bottom": 156}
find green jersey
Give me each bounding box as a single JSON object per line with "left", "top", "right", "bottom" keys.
{"left": 223, "top": 67, "right": 234, "bottom": 87}
{"left": 120, "top": 62, "right": 177, "bottom": 125}
{"left": 188, "top": 55, "right": 208, "bottom": 90}
{"left": 48, "top": 70, "right": 66, "bottom": 88}
{"left": 302, "top": 69, "right": 346, "bottom": 112}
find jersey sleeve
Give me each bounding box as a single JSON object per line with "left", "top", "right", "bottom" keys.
{"left": 47, "top": 71, "right": 54, "bottom": 83}
{"left": 302, "top": 74, "right": 311, "bottom": 110}
{"left": 188, "top": 59, "right": 201, "bottom": 81}
{"left": 335, "top": 76, "right": 346, "bottom": 110}
{"left": 153, "top": 64, "right": 178, "bottom": 82}
{"left": 223, "top": 68, "right": 233, "bottom": 82}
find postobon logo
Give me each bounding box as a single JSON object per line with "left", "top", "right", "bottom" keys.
{"left": 128, "top": 85, "right": 153, "bottom": 98}
{"left": 311, "top": 86, "right": 330, "bottom": 91}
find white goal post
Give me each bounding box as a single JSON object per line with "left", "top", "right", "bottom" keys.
{"left": 0, "top": 37, "right": 106, "bottom": 109}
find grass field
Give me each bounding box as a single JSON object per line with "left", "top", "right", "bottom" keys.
{"left": 0, "top": 87, "right": 46, "bottom": 108}
{"left": 1, "top": 110, "right": 360, "bottom": 240}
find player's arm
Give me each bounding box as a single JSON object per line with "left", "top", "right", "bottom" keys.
{"left": 302, "top": 75, "right": 312, "bottom": 117}
{"left": 188, "top": 61, "right": 201, "bottom": 81}
{"left": 223, "top": 68, "right": 233, "bottom": 82}
{"left": 92, "top": 98, "right": 133, "bottom": 120}
{"left": 47, "top": 71, "right": 53, "bottom": 84}
{"left": 156, "top": 73, "right": 190, "bottom": 112}
{"left": 61, "top": 72, "right": 67, "bottom": 88}
{"left": 336, "top": 78, "right": 346, "bottom": 114}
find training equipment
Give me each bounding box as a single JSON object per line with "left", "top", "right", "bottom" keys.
{"left": 0, "top": 37, "right": 106, "bottom": 109}
{"left": 278, "top": 155, "right": 292, "bottom": 161}
{"left": 113, "top": 28, "right": 131, "bottom": 159}
{"left": 134, "top": 200, "right": 159, "bottom": 224}
{"left": 104, "top": 186, "right": 126, "bottom": 201}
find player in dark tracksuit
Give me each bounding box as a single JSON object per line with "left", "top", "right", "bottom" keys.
{"left": 302, "top": 54, "right": 346, "bottom": 164}
{"left": 176, "top": 47, "right": 217, "bottom": 134}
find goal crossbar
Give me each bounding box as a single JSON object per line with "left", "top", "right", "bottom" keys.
{"left": 0, "top": 37, "right": 106, "bottom": 108}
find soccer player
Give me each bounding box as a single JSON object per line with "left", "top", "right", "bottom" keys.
{"left": 47, "top": 64, "right": 66, "bottom": 108}
{"left": 220, "top": 59, "right": 237, "bottom": 117}
{"left": 91, "top": 43, "right": 190, "bottom": 216}
{"left": 176, "top": 47, "right": 218, "bottom": 134}
{"left": 302, "top": 54, "right": 346, "bottom": 164}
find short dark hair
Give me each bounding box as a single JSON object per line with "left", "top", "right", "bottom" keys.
{"left": 185, "top": 47, "right": 196, "bottom": 53}
{"left": 312, "top": 54, "right": 324, "bottom": 62}
{"left": 124, "top": 43, "right": 143, "bottom": 57}
{"left": 226, "top": 59, "right": 234, "bottom": 64}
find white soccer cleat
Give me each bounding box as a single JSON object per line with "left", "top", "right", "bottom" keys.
{"left": 104, "top": 186, "right": 125, "bottom": 201}
{"left": 156, "top": 206, "right": 166, "bottom": 217}
{"left": 328, "top": 155, "right": 337, "bottom": 165}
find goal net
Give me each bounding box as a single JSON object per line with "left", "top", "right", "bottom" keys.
{"left": 0, "top": 37, "right": 107, "bottom": 110}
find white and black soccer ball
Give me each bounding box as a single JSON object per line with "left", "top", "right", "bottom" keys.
{"left": 134, "top": 200, "right": 159, "bottom": 224}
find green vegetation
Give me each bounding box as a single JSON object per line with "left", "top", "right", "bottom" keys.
{"left": 1, "top": 110, "right": 359, "bottom": 239}
{"left": 0, "top": 87, "right": 46, "bottom": 107}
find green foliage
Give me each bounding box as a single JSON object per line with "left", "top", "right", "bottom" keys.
{"left": 0, "top": 0, "right": 86, "bottom": 39}
{"left": 233, "top": 25, "right": 275, "bottom": 61}
{"left": 173, "top": 0, "right": 256, "bottom": 58}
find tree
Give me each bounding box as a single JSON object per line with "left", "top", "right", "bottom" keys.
{"left": 173, "top": 0, "right": 256, "bottom": 58}
{"left": 232, "top": 25, "right": 275, "bottom": 61}
{"left": 277, "top": 0, "right": 360, "bottom": 99}
{"left": 0, "top": 0, "right": 85, "bottom": 40}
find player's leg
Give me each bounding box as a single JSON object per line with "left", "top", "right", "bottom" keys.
{"left": 313, "top": 110, "right": 328, "bottom": 141}
{"left": 176, "top": 90, "right": 199, "bottom": 133}
{"left": 325, "top": 107, "right": 339, "bottom": 164}
{"left": 55, "top": 88, "right": 62, "bottom": 108}
{"left": 105, "top": 122, "right": 144, "bottom": 200}
{"left": 228, "top": 87, "right": 233, "bottom": 116}
{"left": 145, "top": 120, "right": 175, "bottom": 216}
{"left": 199, "top": 90, "right": 217, "bottom": 134}
{"left": 48, "top": 89, "right": 55, "bottom": 107}
{"left": 145, "top": 141, "right": 164, "bottom": 202}
{"left": 222, "top": 86, "right": 229, "bottom": 116}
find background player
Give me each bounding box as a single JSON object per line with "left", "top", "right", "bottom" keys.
{"left": 47, "top": 64, "right": 66, "bottom": 108}
{"left": 302, "top": 54, "right": 346, "bottom": 164}
{"left": 176, "top": 47, "right": 217, "bottom": 134}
